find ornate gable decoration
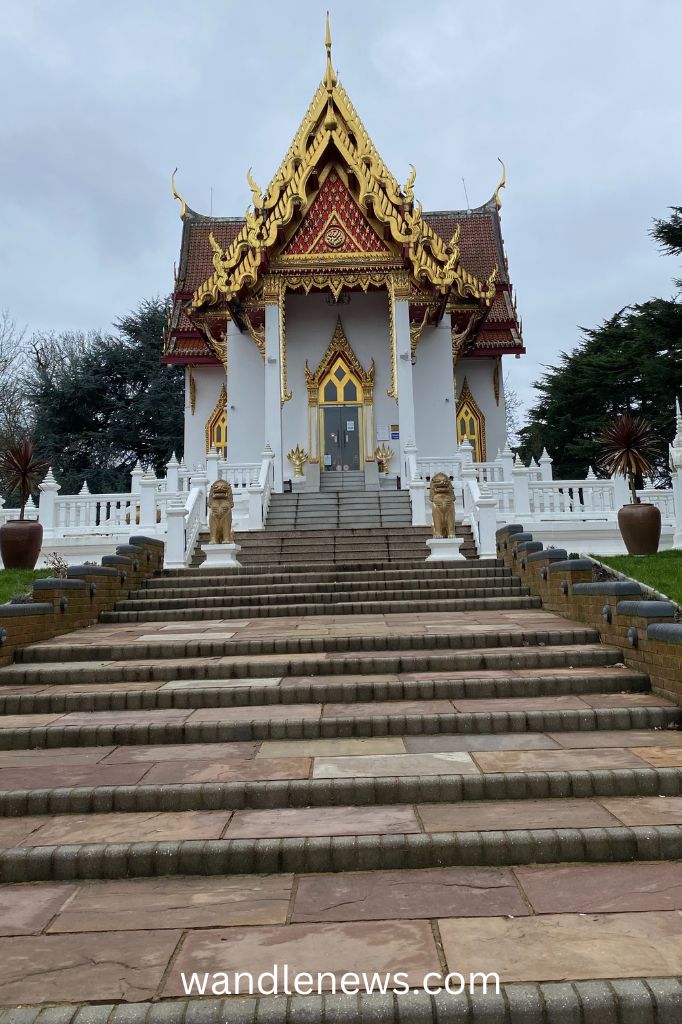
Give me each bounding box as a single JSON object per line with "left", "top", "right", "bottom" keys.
{"left": 190, "top": 18, "right": 497, "bottom": 312}
{"left": 280, "top": 170, "right": 389, "bottom": 259}
{"left": 305, "top": 317, "right": 375, "bottom": 404}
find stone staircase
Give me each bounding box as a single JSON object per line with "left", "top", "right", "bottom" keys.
{"left": 319, "top": 469, "right": 366, "bottom": 490}
{"left": 264, "top": 487, "right": 412, "bottom": 530}
{"left": 0, "top": 553, "right": 681, "bottom": 1018}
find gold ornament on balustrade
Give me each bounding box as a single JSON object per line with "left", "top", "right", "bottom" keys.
{"left": 374, "top": 444, "right": 395, "bottom": 474}
{"left": 287, "top": 445, "right": 309, "bottom": 477}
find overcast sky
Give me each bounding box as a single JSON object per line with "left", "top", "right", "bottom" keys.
{"left": 1, "top": 0, "right": 680, "bottom": 409}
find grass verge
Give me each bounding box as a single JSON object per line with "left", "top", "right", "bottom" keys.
{"left": 595, "top": 550, "right": 682, "bottom": 606}
{"left": 0, "top": 569, "right": 51, "bottom": 605}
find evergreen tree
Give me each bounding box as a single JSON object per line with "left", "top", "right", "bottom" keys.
{"left": 25, "top": 298, "right": 183, "bottom": 493}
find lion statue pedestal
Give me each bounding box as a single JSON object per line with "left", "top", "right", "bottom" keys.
{"left": 200, "top": 480, "right": 242, "bottom": 569}
{"left": 426, "top": 472, "right": 465, "bottom": 562}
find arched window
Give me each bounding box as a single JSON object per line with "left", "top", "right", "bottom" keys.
{"left": 456, "top": 377, "right": 486, "bottom": 461}
{"left": 205, "top": 384, "right": 227, "bottom": 458}
{"left": 318, "top": 356, "right": 361, "bottom": 405}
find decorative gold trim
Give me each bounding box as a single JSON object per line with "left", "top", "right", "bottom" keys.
{"left": 205, "top": 383, "right": 227, "bottom": 455}
{"left": 451, "top": 313, "right": 477, "bottom": 363}
{"left": 202, "top": 323, "right": 227, "bottom": 367}
{"left": 493, "top": 358, "right": 501, "bottom": 406}
{"left": 494, "top": 157, "right": 506, "bottom": 211}
{"left": 456, "top": 376, "right": 487, "bottom": 462}
{"left": 279, "top": 280, "right": 292, "bottom": 405}
{"left": 188, "top": 367, "right": 196, "bottom": 415}
{"left": 171, "top": 168, "right": 188, "bottom": 221}
{"left": 410, "top": 307, "right": 430, "bottom": 359}
{"left": 387, "top": 278, "right": 397, "bottom": 400}
{"left": 305, "top": 317, "right": 375, "bottom": 402}
{"left": 243, "top": 315, "right": 265, "bottom": 360}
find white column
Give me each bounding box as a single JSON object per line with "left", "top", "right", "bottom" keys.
{"left": 139, "top": 470, "right": 158, "bottom": 531}
{"left": 394, "top": 296, "right": 416, "bottom": 489}
{"left": 409, "top": 478, "right": 427, "bottom": 526}
{"left": 38, "top": 469, "right": 60, "bottom": 536}
{"left": 130, "top": 461, "right": 143, "bottom": 496}
{"left": 475, "top": 485, "right": 498, "bottom": 559}
{"left": 670, "top": 400, "right": 682, "bottom": 548}
{"left": 264, "top": 301, "right": 283, "bottom": 493}
{"left": 499, "top": 443, "right": 515, "bottom": 482}
{"left": 165, "top": 453, "right": 180, "bottom": 493}
{"left": 164, "top": 498, "right": 187, "bottom": 569}
{"left": 206, "top": 448, "right": 220, "bottom": 486}
{"left": 190, "top": 466, "right": 209, "bottom": 527}
{"left": 512, "top": 458, "right": 531, "bottom": 515}
{"left": 539, "top": 448, "right": 554, "bottom": 481}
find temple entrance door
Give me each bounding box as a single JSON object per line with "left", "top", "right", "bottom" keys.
{"left": 321, "top": 406, "right": 361, "bottom": 471}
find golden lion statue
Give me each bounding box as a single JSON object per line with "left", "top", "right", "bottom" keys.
{"left": 208, "top": 479, "right": 234, "bottom": 544}
{"left": 429, "top": 472, "right": 456, "bottom": 538}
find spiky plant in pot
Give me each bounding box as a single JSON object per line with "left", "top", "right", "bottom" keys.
{"left": 0, "top": 440, "right": 49, "bottom": 570}
{"left": 598, "top": 414, "right": 661, "bottom": 554}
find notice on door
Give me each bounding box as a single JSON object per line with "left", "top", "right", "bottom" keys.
{"left": 346, "top": 421, "right": 355, "bottom": 431}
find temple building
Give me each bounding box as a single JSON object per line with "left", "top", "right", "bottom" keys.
{"left": 163, "top": 19, "right": 524, "bottom": 491}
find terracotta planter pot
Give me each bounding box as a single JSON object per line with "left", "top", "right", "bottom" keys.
{"left": 617, "top": 502, "right": 661, "bottom": 556}
{"left": 0, "top": 519, "right": 44, "bottom": 570}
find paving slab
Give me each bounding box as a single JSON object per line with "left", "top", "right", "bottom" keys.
{"left": 142, "top": 756, "right": 311, "bottom": 785}
{"left": 418, "top": 798, "right": 621, "bottom": 833}
{"left": 161, "top": 676, "right": 282, "bottom": 689}
{"left": 0, "top": 764, "right": 150, "bottom": 791}
{"left": 186, "top": 703, "right": 322, "bottom": 723}
{"left": 550, "top": 729, "right": 682, "bottom": 748}
{"left": 258, "top": 737, "right": 406, "bottom": 758}
{"left": 438, "top": 911, "right": 682, "bottom": 982}
{"left": 515, "top": 863, "right": 682, "bottom": 914}
{"left": 404, "top": 733, "right": 559, "bottom": 752}
{"left": 0, "top": 882, "right": 75, "bottom": 936}
{"left": 472, "top": 748, "right": 650, "bottom": 773}
{"left": 631, "top": 746, "right": 682, "bottom": 767}
{"left": 0, "top": 929, "right": 181, "bottom": 1002}
{"left": 101, "top": 741, "right": 258, "bottom": 764}
{"left": 0, "top": 747, "right": 115, "bottom": 768}
{"left": 292, "top": 867, "right": 529, "bottom": 922}
{"left": 22, "top": 810, "right": 233, "bottom": 845}
{"left": 599, "top": 795, "right": 682, "bottom": 826}
{"left": 49, "top": 874, "right": 292, "bottom": 932}
{"left": 164, "top": 920, "right": 439, "bottom": 996}
{"left": 313, "top": 751, "right": 479, "bottom": 779}
{"left": 225, "top": 805, "right": 421, "bottom": 839}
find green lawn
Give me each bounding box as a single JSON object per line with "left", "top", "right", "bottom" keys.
{"left": 0, "top": 569, "right": 51, "bottom": 605}
{"left": 595, "top": 550, "right": 682, "bottom": 606}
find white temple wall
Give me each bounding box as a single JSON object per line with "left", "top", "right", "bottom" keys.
{"left": 183, "top": 365, "right": 225, "bottom": 470}
{"left": 283, "top": 291, "right": 394, "bottom": 470}
{"left": 227, "top": 326, "right": 265, "bottom": 463}
{"left": 456, "top": 357, "right": 507, "bottom": 460}
{"left": 412, "top": 321, "right": 459, "bottom": 459}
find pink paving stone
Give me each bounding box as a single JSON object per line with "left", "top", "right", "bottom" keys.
{"left": 0, "top": 930, "right": 181, "bottom": 1003}
{"left": 438, "top": 911, "right": 682, "bottom": 982}
{"left": 292, "top": 867, "right": 529, "bottom": 922}
{"left": 580, "top": 693, "right": 675, "bottom": 708}
{"left": 451, "top": 695, "right": 589, "bottom": 713}
{"left": 550, "top": 729, "right": 682, "bottom": 749}
{"left": 101, "top": 742, "right": 258, "bottom": 764}
{"left": 630, "top": 747, "right": 682, "bottom": 767}
{"left": 0, "top": 882, "right": 75, "bottom": 936}
{"left": 186, "top": 704, "right": 322, "bottom": 723}
{"left": 0, "top": 713, "right": 66, "bottom": 729}
{"left": 0, "top": 747, "right": 115, "bottom": 768}
{"left": 225, "top": 804, "right": 420, "bottom": 840}
{"left": 0, "top": 764, "right": 150, "bottom": 791}
{"left": 48, "top": 874, "right": 293, "bottom": 932}
{"left": 142, "top": 757, "right": 312, "bottom": 785}
{"left": 22, "top": 810, "right": 233, "bottom": 846}
{"left": 599, "top": 796, "right": 682, "bottom": 826}
{"left": 515, "top": 863, "right": 682, "bottom": 914}
{"left": 0, "top": 817, "right": 46, "bottom": 848}
{"left": 418, "top": 798, "right": 621, "bottom": 833}
{"left": 321, "top": 699, "right": 454, "bottom": 718}
{"left": 163, "top": 920, "right": 439, "bottom": 996}
{"left": 471, "top": 748, "right": 650, "bottom": 774}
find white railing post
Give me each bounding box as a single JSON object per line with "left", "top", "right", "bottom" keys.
{"left": 499, "top": 442, "right": 515, "bottom": 482}
{"left": 165, "top": 452, "right": 180, "bottom": 493}
{"left": 409, "top": 478, "right": 427, "bottom": 526}
{"left": 38, "top": 468, "right": 60, "bottom": 536}
{"left": 512, "top": 457, "right": 531, "bottom": 515}
{"left": 206, "top": 448, "right": 220, "bottom": 487}
{"left": 139, "top": 470, "right": 158, "bottom": 531}
{"left": 611, "top": 473, "right": 630, "bottom": 509}
{"left": 164, "top": 498, "right": 187, "bottom": 569}
{"left": 190, "top": 465, "right": 209, "bottom": 527}
{"left": 130, "top": 460, "right": 143, "bottom": 497}
{"left": 539, "top": 448, "right": 554, "bottom": 481}
{"left": 475, "top": 484, "right": 498, "bottom": 559}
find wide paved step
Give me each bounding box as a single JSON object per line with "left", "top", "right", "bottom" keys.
{"left": 2, "top": 580, "right": 681, "bottom": 1014}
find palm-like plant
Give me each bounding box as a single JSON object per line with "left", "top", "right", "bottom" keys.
{"left": 598, "top": 414, "right": 659, "bottom": 503}
{"left": 0, "top": 440, "right": 49, "bottom": 520}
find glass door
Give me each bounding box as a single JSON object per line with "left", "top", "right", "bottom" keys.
{"left": 322, "top": 406, "right": 361, "bottom": 470}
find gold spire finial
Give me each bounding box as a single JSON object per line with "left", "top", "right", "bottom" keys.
{"left": 323, "top": 11, "right": 337, "bottom": 93}
{"left": 171, "top": 168, "right": 188, "bottom": 221}
{"left": 494, "top": 157, "right": 506, "bottom": 210}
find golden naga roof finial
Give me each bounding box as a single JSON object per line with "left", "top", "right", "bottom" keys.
{"left": 323, "top": 11, "right": 337, "bottom": 93}
{"left": 494, "top": 157, "right": 506, "bottom": 210}
{"left": 403, "top": 164, "right": 416, "bottom": 203}
{"left": 171, "top": 168, "right": 188, "bottom": 221}
{"left": 246, "top": 167, "right": 263, "bottom": 211}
